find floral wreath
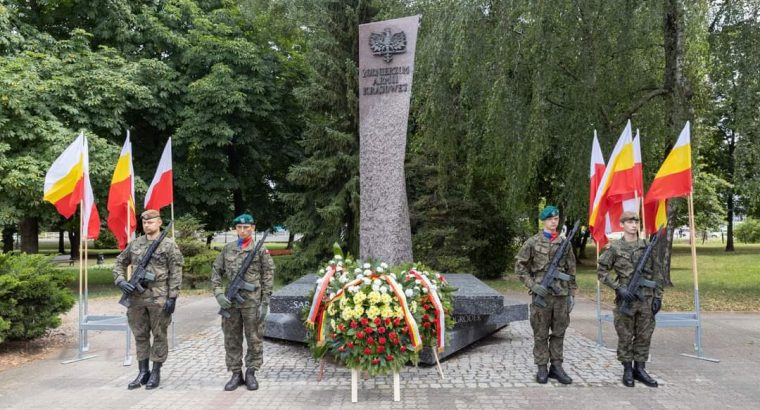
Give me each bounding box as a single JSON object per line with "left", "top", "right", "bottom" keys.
{"left": 303, "top": 246, "right": 456, "bottom": 376}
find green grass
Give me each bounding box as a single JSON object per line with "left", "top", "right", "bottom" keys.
{"left": 486, "top": 242, "right": 760, "bottom": 312}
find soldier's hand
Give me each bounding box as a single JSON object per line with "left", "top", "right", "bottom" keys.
{"left": 163, "top": 297, "right": 176, "bottom": 314}
{"left": 258, "top": 303, "right": 269, "bottom": 322}
{"left": 616, "top": 287, "right": 635, "bottom": 303}
{"left": 215, "top": 293, "right": 232, "bottom": 309}
{"left": 530, "top": 284, "right": 548, "bottom": 297}
{"left": 652, "top": 297, "right": 662, "bottom": 315}
{"left": 117, "top": 280, "right": 135, "bottom": 295}
{"left": 568, "top": 296, "right": 575, "bottom": 313}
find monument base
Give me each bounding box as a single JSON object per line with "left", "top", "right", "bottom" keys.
{"left": 264, "top": 274, "right": 528, "bottom": 361}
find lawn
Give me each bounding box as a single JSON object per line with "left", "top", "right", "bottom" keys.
{"left": 486, "top": 242, "right": 760, "bottom": 312}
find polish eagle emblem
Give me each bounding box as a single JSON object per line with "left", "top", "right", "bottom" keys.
{"left": 369, "top": 28, "right": 407, "bottom": 63}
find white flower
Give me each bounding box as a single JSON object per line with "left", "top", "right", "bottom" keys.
{"left": 373, "top": 279, "right": 382, "bottom": 287}
{"left": 329, "top": 277, "right": 335, "bottom": 283}
{"left": 422, "top": 287, "right": 429, "bottom": 293}
{"left": 363, "top": 269, "right": 372, "bottom": 276}
{"left": 401, "top": 271, "right": 407, "bottom": 275}
{"left": 415, "top": 279, "right": 421, "bottom": 285}
{"left": 376, "top": 266, "right": 385, "bottom": 273}
{"left": 354, "top": 268, "right": 363, "bottom": 274}
{"left": 328, "top": 292, "right": 335, "bottom": 299}
{"left": 348, "top": 286, "right": 359, "bottom": 294}
{"left": 329, "top": 260, "right": 335, "bottom": 265}
{"left": 356, "top": 274, "right": 364, "bottom": 280}
{"left": 337, "top": 261, "right": 344, "bottom": 267}
{"left": 372, "top": 283, "right": 381, "bottom": 292}
{"left": 345, "top": 258, "right": 352, "bottom": 264}
{"left": 335, "top": 255, "right": 343, "bottom": 261}
{"left": 405, "top": 289, "right": 413, "bottom": 298}
{"left": 363, "top": 263, "right": 371, "bottom": 269}
{"left": 362, "top": 277, "right": 371, "bottom": 285}
{"left": 380, "top": 262, "right": 388, "bottom": 269}
{"left": 339, "top": 275, "right": 348, "bottom": 284}
{"left": 379, "top": 286, "right": 389, "bottom": 294}
{"left": 431, "top": 284, "right": 437, "bottom": 290}
{"left": 319, "top": 269, "right": 325, "bottom": 274}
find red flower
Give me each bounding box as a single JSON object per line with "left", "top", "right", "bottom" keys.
{"left": 389, "top": 331, "right": 397, "bottom": 339}
{"left": 422, "top": 314, "right": 430, "bottom": 322}
{"left": 423, "top": 322, "right": 431, "bottom": 329}
{"left": 393, "top": 318, "right": 401, "bottom": 326}
{"left": 385, "top": 355, "right": 394, "bottom": 361}
{"left": 360, "top": 317, "right": 369, "bottom": 326}
{"left": 423, "top": 304, "right": 430, "bottom": 311}
{"left": 347, "top": 341, "right": 355, "bottom": 349}
{"left": 401, "top": 326, "right": 408, "bottom": 334}
{"left": 364, "top": 327, "right": 374, "bottom": 334}
{"left": 331, "top": 332, "right": 337, "bottom": 339}
{"left": 374, "top": 317, "right": 382, "bottom": 326}
{"left": 378, "top": 337, "right": 387, "bottom": 345}
{"left": 356, "top": 331, "right": 365, "bottom": 339}
{"left": 338, "top": 323, "right": 346, "bottom": 332}
{"left": 363, "top": 348, "right": 372, "bottom": 355}
{"left": 400, "top": 345, "right": 407, "bottom": 353}
{"left": 385, "top": 318, "right": 392, "bottom": 326}
{"left": 371, "top": 358, "right": 380, "bottom": 365}
{"left": 376, "top": 345, "right": 385, "bottom": 354}
{"left": 338, "top": 346, "right": 346, "bottom": 352}
{"left": 350, "top": 320, "right": 358, "bottom": 329}
{"left": 377, "top": 327, "right": 386, "bottom": 334}
{"left": 391, "top": 338, "right": 400, "bottom": 345}
{"left": 366, "top": 336, "right": 375, "bottom": 345}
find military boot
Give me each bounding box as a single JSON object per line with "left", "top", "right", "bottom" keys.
{"left": 536, "top": 365, "right": 549, "bottom": 384}
{"left": 245, "top": 368, "right": 259, "bottom": 391}
{"left": 127, "top": 359, "right": 151, "bottom": 390}
{"left": 145, "top": 362, "right": 162, "bottom": 390}
{"left": 622, "top": 361, "right": 634, "bottom": 387}
{"left": 224, "top": 371, "right": 244, "bottom": 391}
{"left": 548, "top": 362, "right": 573, "bottom": 384}
{"left": 633, "top": 361, "right": 658, "bottom": 387}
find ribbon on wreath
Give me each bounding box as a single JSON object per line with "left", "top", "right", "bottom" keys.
{"left": 409, "top": 269, "right": 446, "bottom": 352}
{"left": 306, "top": 264, "right": 336, "bottom": 325}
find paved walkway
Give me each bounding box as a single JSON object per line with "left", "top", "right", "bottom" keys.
{"left": 0, "top": 294, "right": 757, "bottom": 409}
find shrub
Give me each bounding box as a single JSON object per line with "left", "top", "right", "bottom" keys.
{"left": 0, "top": 253, "right": 75, "bottom": 342}
{"left": 735, "top": 218, "right": 760, "bottom": 243}
{"left": 94, "top": 228, "right": 118, "bottom": 249}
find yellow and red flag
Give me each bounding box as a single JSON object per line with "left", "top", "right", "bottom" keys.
{"left": 589, "top": 121, "right": 634, "bottom": 247}
{"left": 107, "top": 132, "right": 136, "bottom": 250}
{"left": 43, "top": 133, "right": 100, "bottom": 239}
{"left": 644, "top": 122, "right": 692, "bottom": 233}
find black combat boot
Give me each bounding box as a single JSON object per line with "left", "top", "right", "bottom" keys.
{"left": 224, "top": 371, "right": 244, "bottom": 391}
{"left": 145, "top": 361, "right": 162, "bottom": 390}
{"left": 127, "top": 359, "right": 151, "bottom": 390}
{"left": 245, "top": 368, "right": 259, "bottom": 390}
{"left": 622, "top": 361, "right": 634, "bottom": 387}
{"left": 548, "top": 362, "right": 573, "bottom": 384}
{"left": 633, "top": 361, "right": 658, "bottom": 387}
{"left": 536, "top": 365, "right": 549, "bottom": 384}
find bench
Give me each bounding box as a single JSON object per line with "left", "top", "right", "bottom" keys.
{"left": 52, "top": 255, "right": 75, "bottom": 266}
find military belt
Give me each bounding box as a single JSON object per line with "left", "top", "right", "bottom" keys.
{"left": 639, "top": 279, "right": 656, "bottom": 288}
{"left": 241, "top": 281, "right": 258, "bottom": 292}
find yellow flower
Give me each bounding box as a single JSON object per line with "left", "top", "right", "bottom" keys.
{"left": 394, "top": 306, "right": 404, "bottom": 319}
{"left": 410, "top": 300, "right": 418, "bottom": 313}
{"left": 327, "top": 303, "right": 336, "bottom": 315}
{"left": 353, "top": 291, "right": 367, "bottom": 305}
{"left": 366, "top": 305, "right": 380, "bottom": 318}
{"left": 339, "top": 297, "right": 348, "bottom": 308}
{"left": 330, "top": 319, "right": 336, "bottom": 330}
{"left": 354, "top": 305, "right": 364, "bottom": 317}
{"left": 380, "top": 293, "right": 393, "bottom": 305}
{"left": 341, "top": 309, "right": 353, "bottom": 321}
{"left": 368, "top": 291, "right": 383, "bottom": 305}
{"left": 380, "top": 305, "right": 394, "bottom": 319}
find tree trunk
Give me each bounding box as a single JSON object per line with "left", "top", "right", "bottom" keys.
{"left": 68, "top": 229, "right": 80, "bottom": 260}
{"left": 287, "top": 231, "right": 295, "bottom": 249}
{"left": 2, "top": 226, "right": 14, "bottom": 253}
{"left": 58, "top": 229, "right": 66, "bottom": 254}
{"left": 19, "top": 217, "right": 39, "bottom": 254}
{"left": 658, "top": 0, "right": 693, "bottom": 287}
{"left": 725, "top": 130, "right": 735, "bottom": 251}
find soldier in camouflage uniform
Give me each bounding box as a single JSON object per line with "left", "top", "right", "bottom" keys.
{"left": 598, "top": 211, "right": 663, "bottom": 388}
{"left": 515, "top": 205, "right": 577, "bottom": 385}
{"left": 113, "top": 209, "right": 183, "bottom": 390}
{"left": 211, "top": 213, "right": 274, "bottom": 391}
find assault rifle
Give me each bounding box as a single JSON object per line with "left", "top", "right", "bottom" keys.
{"left": 534, "top": 220, "right": 580, "bottom": 308}
{"left": 619, "top": 231, "right": 662, "bottom": 317}
{"left": 118, "top": 221, "right": 174, "bottom": 308}
{"left": 219, "top": 230, "right": 270, "bottom": 319}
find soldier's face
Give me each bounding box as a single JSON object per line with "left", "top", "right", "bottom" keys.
{"left": 142, "top": 217, "right": 162, "bottom": 235}
{"left": 621, "top": 219, "right": 639, "bottom": 235}
{"left": 543, "top": 216, "right": 559, "bottom": 232}
{"left": 236, "top": 224, "right": 254, "bottom": 239}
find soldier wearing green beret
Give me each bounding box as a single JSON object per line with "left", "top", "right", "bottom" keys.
{"left": 598, "top": 211, "right": 663, "bottom": 388}
{"left": 211, "top": 214, "right": 275, "bottom": 391}
{"left": 515, "top": 205, "right": 577, "bottom": 384}
{"left": 113, "top": 209, "right": 184, "bottom": 390}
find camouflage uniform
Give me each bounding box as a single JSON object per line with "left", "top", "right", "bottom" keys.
{"left": 113, "top": 235, "right": 184, "bottom": 363}
{"left": 515, "top": 233, "right": 577, "bottom": 365}
{"left": 598, "top": 238, "right": 664, "bottom": 363}
{"left": 211, "top": 241, "right": 274, "bottom": 372}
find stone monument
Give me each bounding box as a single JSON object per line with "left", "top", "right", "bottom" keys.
{"left": 358, "top": 15, "right": 420, "bottom": 265}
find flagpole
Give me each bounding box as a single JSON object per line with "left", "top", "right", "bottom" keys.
{"left": 78, "top": 200, "right": 85, "bottom": 355}
{"left": 595, "top": 242, "right": 603, "bottom": 346}
{"left": 170, "top": 202, "right": 176, "bottom": 237}
{"left": 687, "top": 193, "right": 702, "bottom": 355}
